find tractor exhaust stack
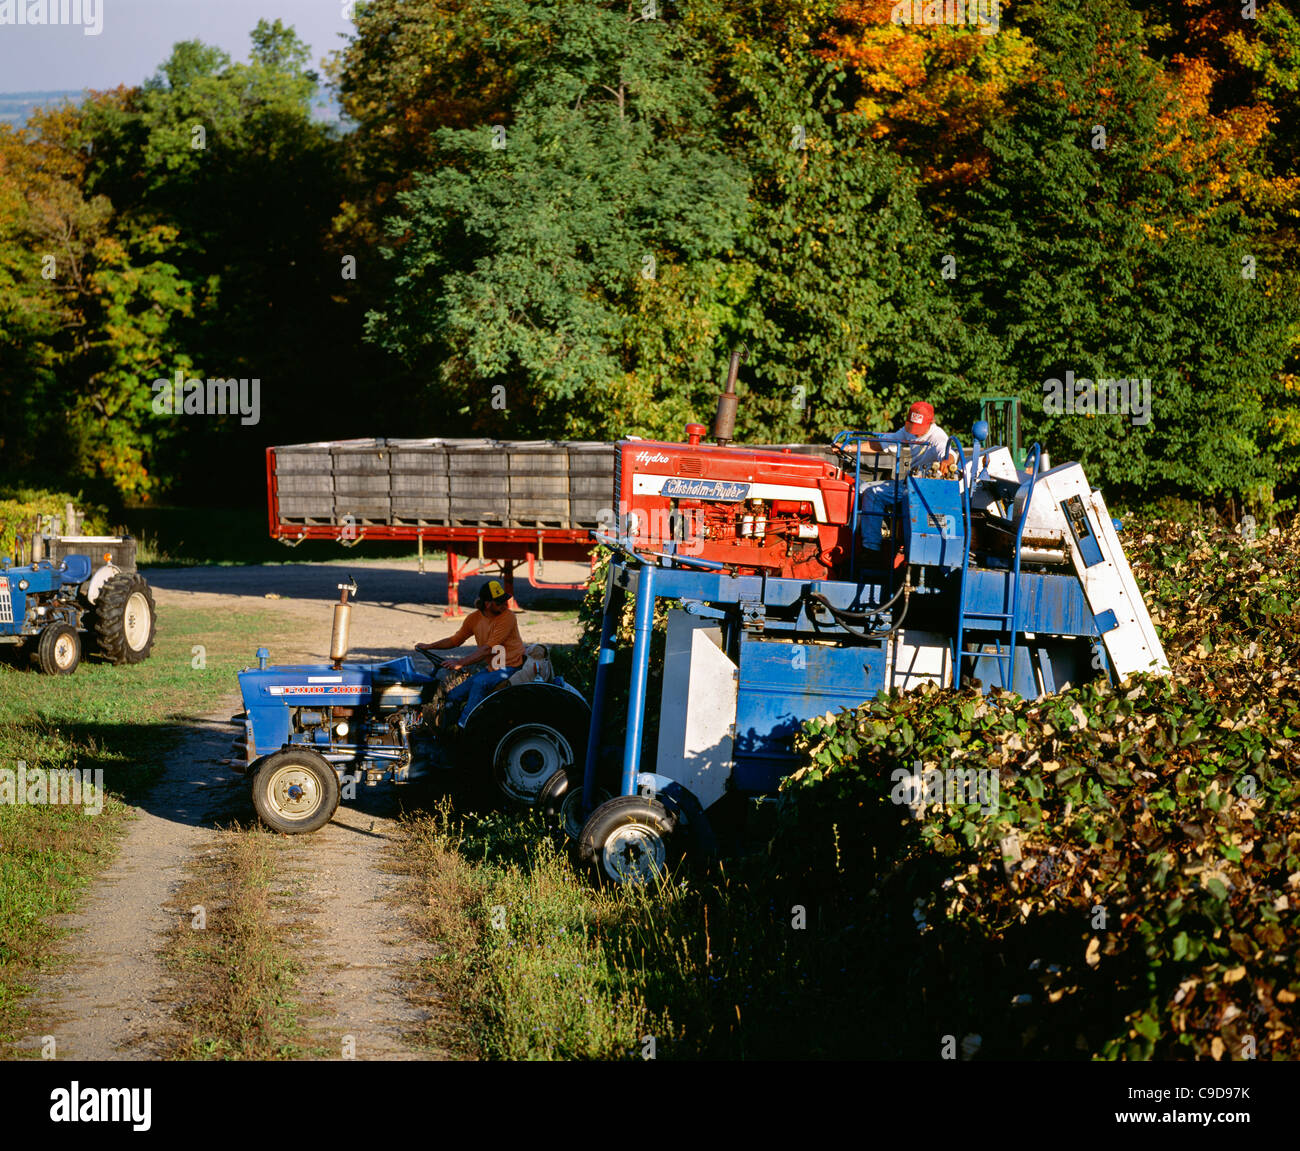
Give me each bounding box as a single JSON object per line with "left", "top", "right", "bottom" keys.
{"left": 331, "top": 577, "right": 358, "bottom": 669}
{"left": 713, "top": 347, "right": 745, "bottom": 447}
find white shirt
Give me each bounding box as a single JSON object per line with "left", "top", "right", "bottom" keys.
{"left": 875, "top": 423, "right": 953, "bottom": 472}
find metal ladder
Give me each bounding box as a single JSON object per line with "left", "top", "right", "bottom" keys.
{"left": 952, "top": 443, "right": 1042, "bottom": 691}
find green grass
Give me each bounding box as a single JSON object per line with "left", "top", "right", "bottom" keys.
{"left": 399, "top": 801, "right": 868, "bottom": 1060}
{"left": 161, "top": 829, "right": 318, "bottom": 1060}
{"left": 0, "top": 604, "right": 292, "bottom": 1046}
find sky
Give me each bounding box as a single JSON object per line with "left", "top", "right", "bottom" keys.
{"left": 0, "top": 0, "right": 355, "bottom": 92}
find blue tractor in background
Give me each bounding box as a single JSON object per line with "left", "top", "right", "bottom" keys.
{"left": 0, "top": 528, "right": 156, "bottom": 674}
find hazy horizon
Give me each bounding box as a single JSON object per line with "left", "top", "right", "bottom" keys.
{"left": 0, "top": 0, "right": 353, "bottom": 93}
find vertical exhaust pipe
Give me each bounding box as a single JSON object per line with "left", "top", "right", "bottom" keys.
{"left": 713, "top": 346, "right": 746, "bottom": 447}
{"left": 331, "top": 577, "right": 358, "bottom": 669}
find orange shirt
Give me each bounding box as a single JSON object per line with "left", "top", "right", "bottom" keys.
{"left": 449, "top": 609, "right": 525, "bottom": 667}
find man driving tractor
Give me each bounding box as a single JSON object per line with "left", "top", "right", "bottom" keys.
{"left": 849, "top": 401, "right": 957, "bottom": 563}
{"left": 416, "top": 579, "right": 525, "bottom": 726}
{"left": 858, "top": 401, "right": 956, "bottom": 475}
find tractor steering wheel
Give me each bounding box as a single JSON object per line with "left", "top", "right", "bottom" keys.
{"left": 414, "top": 647, "right": 445, "bottom": 669}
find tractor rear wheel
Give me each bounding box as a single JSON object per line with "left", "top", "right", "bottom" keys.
{"left": 461, "top": 683, "right": 591, "bottom": 809}
{"left": 93, "top": 573, "right": 156, "bottom": 665}
{"left": 36, "top": 624, "right": 80, "bottom": 675}
{"left": 577, "top": 796, "right": 677, "bottom": 886}
{"left": 250, "top": 749, "right": 340, "bottom": 834}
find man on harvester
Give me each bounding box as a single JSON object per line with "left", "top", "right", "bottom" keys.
{"left": 416, "top": 579, "right": 525, "bottom": 727}
{"left": 845, "top": 401, "right": 958, "bottom": 564}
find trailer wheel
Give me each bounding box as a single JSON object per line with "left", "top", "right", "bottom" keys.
{"left": 92, "top": 572, "right": 156, "bottom": 665}
{"left": 250, "top": 749, "right": 340, "bottom": 834}
{"left": 577, "top": 796, "right": 677, "bottom": 886}
{"left": 36, "top": 624, "right": 80, "bottom": 675}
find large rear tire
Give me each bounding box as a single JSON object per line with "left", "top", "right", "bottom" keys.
{"left": 461, "top": 683, "right": 591, "bottom": 809}
{"left": 250, "top": 749, "right": 340, "bottom": 834}
{"left": 92, "top": 572, "right": 156, "bottom": 665}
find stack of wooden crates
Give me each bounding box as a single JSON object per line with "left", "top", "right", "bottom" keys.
{"left": 272, "top": 438, "right": 617, "bottom": 530}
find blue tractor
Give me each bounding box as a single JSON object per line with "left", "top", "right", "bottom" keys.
{"left": 228, "top": 578, "right": 591, "bottom": 833}
{"left": 0, "top": 533, "right": 156, "bottom": 674}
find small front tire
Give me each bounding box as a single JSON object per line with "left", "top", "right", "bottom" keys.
{"left": 250, "top": 749, "right": 341, "bottom": 834}
{"left": 577, "top": 796, "right": 677, "bottom": 886}
{"left": 36, "top": 624, "right": 80, "bottom": 675}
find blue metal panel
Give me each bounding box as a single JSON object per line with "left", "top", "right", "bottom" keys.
{"left": 967, "top": 640, "right": 1089, "bottom": 698}
{"left": 904, "top": 477, "right": 965, "bottom": 568}
{"left": 1094, "top": 608, "right": 1119, "bottom": 634}
{"left": 733, "top": 636, "right": 885, "bottom": 792}
{"left": 963, "top": 569, "right": 1095, "bottom": 636}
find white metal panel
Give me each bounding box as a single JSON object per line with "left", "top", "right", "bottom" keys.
{"left": 1034, "top": 466, "right": 1169, "bottom": 678}
{"left": 887, "top": 630, "right": 952, "bottom": 691}
{"left": 631, "top": 473, "right": 829, "bottom": 521}
{"left": 656, "top": 611, "right": 737, "bottom": 810}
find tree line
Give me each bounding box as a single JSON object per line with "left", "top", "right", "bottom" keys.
{"left": 0, "top": 0, "right": 1296, "bottom": 513}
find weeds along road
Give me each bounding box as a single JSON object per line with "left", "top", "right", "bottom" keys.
{"left": 7, "top": 559, "right": 588, "bottom": 1061}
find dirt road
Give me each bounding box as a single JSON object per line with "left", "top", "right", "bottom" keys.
{"left": 10, "top": 559, "right": 587, "bottom": 1060}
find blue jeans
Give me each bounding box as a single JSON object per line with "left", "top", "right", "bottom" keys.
{"left": 446, "top": 666, "right": 517, "bottom": 726}
{"left": 858, "top": 480, "right": 898, "bottom": 551}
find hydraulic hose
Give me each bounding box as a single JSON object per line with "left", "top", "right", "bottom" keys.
{"left": 804, "top": 580, "right": 912, "bottom": 641}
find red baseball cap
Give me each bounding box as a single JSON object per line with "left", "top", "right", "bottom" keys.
{"left": 906, "top": 402, "right": 934, "bottom": 433}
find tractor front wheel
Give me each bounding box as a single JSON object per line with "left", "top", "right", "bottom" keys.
{"left": 250, "top": 750, "right": 340, "bottom": 834}
{"left": 92, "top": 573, "right": 156, "bottom": 665}
{"left": 36, "top": 624, "right": 80, "bottom": 675}
{"left": 577, "top": 796, "right": 677, "bottom": 886}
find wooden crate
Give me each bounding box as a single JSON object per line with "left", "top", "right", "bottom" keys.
{"left": 392, "top": 472, "right": 451, "bottom": 495}
{"left": 275, "top": 445, "right": 333, "bottom": 474}
{"left": 569, "top": 474, "right": 613, "bottom": 498}
{"left": 510, "top": 473, "right": 568, "bottom": 495}
{"left": 569, "top": 498, "right": 611, "bottom": 527}
{"left": 565, "top": 442, "right": 617, "bottom": 476}
{"left": 331, "top": 440, "right": 392, "bottom": 475}
{"left": 390, "top": 439, "right": 450, "bottom": 478}
{"left": 391, "top": 497, "right": 452, "bottom": 523}
{"left": 450, "top": 474, "right": 508, "bottom": 497}
{"left": 447, "top": 441, "right": 509, "bottom": 476}
{"left": 509, "top": 441, "right": 569, "bottom": 475}
{"left": 450, "top": 498, "right": 508, "bottom": 525}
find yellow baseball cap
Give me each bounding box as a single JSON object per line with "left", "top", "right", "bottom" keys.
{"left": 483, "top": 579, "right": 507, "bottom": 602}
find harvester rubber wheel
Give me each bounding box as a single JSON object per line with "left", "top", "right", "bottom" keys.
{"left": 577, "top": 796, "right": 677, "bottom": 886}
{"left": 461, "top": 684, "right": 591, "bottom": 809}
{"left": 538, "top": 768, "right": 571, "bottom": 827}
{"left": 250, "top": 749, "right": 340, "bottom": 834}
{"left": 36, "top": 624, "right": 81, "bottom": 675}
{"left": 539, "top": 769, "right": 612, "bottom": 839}
{"left": 92, "top": 573, "right": 156, "bottom": 665}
